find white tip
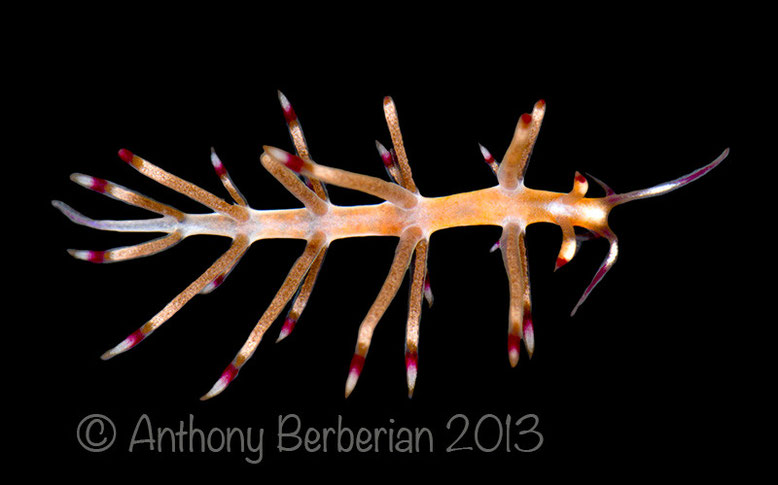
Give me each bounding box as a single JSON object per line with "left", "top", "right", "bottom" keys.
{"left": 264, "top": 146, "right": 290, "bottom": 163}
{"left": 210, "top": 148, "right": 222, "bottom": 166}
{"left": 277, "top": 90, "right": 291, "bottom": 110}
{"left": 524, "top": 328, "right": 535, "bottom": 358}
{"left": 423, "top": 285, "right": 434, "bottom": 307}
{"left": 406, "top": 365, "right": 417, "bottom": 398}
{"left": 100, "top": 337, "right": 134, "bottom": 360}
{"left": 70, "top": 173, "right": 95, "bottom": 188}
{"left": 275, "top": 327, "right": 290, "bottom": 343}
{"left": 200, "top": 377, "right": 229, "bottom": 401}
{"left": 344, "top": 370, "right": 359, "bottom": 398}
{"left": 375, "top": 140, "right": 389, "bottom": 156}
{"left": 67, "top": 249, "right": 91, "bottom": 261}
{"left": 509, "top": 348, "right": 520, "bottom": 368}
{"left": 200, "top": 282, "right": 218, "bottom": 294}
{"left": 478, "top": 144, "right": 492, "bottom": 160}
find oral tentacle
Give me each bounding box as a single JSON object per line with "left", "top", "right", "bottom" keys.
{"left": 570, "top": 228, "right": 619, "bottom": 317}
{"left": 607, "top": 148, "right": 729, "bottom": 206}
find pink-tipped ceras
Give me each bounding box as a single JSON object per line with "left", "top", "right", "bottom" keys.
{"left": 53, "top": 92, "right": 728, "bottom": 400}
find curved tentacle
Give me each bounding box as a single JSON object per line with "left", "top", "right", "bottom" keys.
{"left": 570, "top": 228, "right": 619, "bottom": 316}
{"left": 345, "top": 226, "right": 423, "bottom": 398}
{"left": 201, "top": 232, "right": 327, "bottom": 400}
{"left": 607, "top": 149, "right": 729, "bottom": 206}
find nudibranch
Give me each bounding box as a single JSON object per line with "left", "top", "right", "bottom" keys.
{"left": 52, "top": 92, "right": 728, "bottom": 400}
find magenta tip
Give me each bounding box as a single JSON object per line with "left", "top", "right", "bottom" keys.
{"left": 118, "top": 148, "right": 134, "bottom": 163}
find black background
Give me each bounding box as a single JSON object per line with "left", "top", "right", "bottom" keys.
{"left": 20, "top": 8, "right": 768, "bottom": 481}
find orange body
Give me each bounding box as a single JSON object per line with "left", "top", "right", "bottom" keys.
{"left": 53, "top": 93, "right": 727, "bottom": 400}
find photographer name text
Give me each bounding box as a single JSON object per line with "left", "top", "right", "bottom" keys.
{"left": 77, "top": 413, "right": 543, "bottom": 463}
